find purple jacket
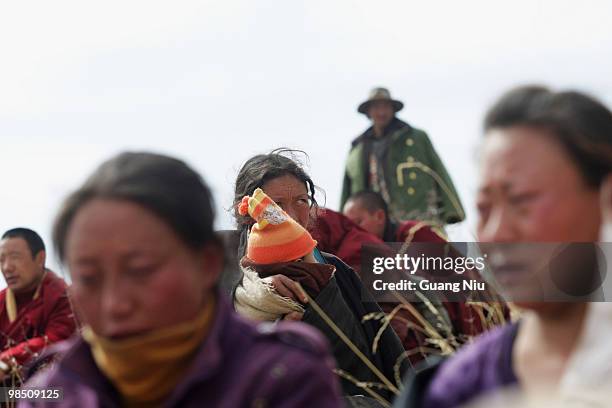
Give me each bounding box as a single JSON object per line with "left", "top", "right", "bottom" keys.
{"left": 422, "top": 323, "right": 519, "bottom": 408}
{"left": 20, "top": 295, "right": 343, "bottom": 408}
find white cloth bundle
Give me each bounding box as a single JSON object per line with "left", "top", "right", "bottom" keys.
{"left": 234, "top": 266, "right": 304, "bottom": 321}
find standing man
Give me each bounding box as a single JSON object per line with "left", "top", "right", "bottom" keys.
{"left": 341, "top": 87, "right": 465, "bottom": 225}
{"left": 0, "top": 228, "right": 76, "bottom": 379}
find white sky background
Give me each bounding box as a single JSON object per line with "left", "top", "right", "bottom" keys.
{"left": 1, "top": 0, "right": 612, "bottom": 279}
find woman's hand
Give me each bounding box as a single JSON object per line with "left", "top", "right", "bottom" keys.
{"left": 269, "top": 274, "right": 309, "bottom": 304}
{"left": 283, "top": 311, "right": 304, "bottom": 321}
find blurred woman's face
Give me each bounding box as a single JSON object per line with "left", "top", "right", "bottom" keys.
{"left": 262, "top": 174, "right": 311, "bottom": 228}
{"left": 477, "top": 127, "right": 602, "bottom": 308}
{"left": 65, "top": 199, "right": 221, "bottom": 339}
{"left": 477, "top": 126, "right": 602, "bottom": 243}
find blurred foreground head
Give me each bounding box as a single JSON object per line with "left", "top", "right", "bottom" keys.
{"left": 477, "top": 86, "right": 612, "bottom": 308}
{"left": 53, "top": 152, "right": 223, "bottom": 338}
{"left": 478, "top": 85, "right": 612, "bottom": 243}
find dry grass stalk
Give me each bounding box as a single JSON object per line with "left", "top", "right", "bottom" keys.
{"left": 334, "top": 369, "right": 391, "bottom": 407}
{"left": 294, "top": 283, "right": 401, "bottom": 396}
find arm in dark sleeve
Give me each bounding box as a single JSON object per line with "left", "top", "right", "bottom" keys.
{"left": 326, "top": 255, "right": 410, "bottom": 388}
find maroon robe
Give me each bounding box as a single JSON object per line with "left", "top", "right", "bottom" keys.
{"left": 311, "top": 208, "right": 495, "bottom": 362}
{"left": 0, "top": 270, "right": 77, "bottom": 365}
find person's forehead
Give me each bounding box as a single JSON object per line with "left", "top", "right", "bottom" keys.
{"left": 69, "top": 200, "right": 168, "bottom": 243}
{"left": 0, "top": 237, "right": 29, "bottom": 252}
{"left": 263, "top": 175, "right": 308, "bottom": 195}
{"left": 479, "top": 134, "right": 524, "bottom": 181}
{"left": 66, "top": 199, "right": 181, "bottom": 261}
{"left": 479, "top": 127, "right": 568, "bottom": 189}
{"left": 345, "top": 200, "right": 376, "bottom": 218}
{"left": 345, "top": 199, "right": 366, "bottom": 211}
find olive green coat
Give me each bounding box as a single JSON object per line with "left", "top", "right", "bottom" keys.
{"left": 340, "top": 119, "right": 465, "bottom": 224}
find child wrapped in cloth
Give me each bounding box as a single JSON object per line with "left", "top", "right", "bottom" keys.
{"left": 234, "top": 188, "right": 403, "bottom": 402}
{"left": 234, "top": 188, "right": 331, "bottom": 319}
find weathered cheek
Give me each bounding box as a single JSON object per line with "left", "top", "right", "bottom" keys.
{"left": 300, "top": 208, "right": 312, "bottom": 228}
{"left": 154, "top": 277, "right": 189, "bottom": 300}
{"left": 529, "top": 197, "right": 582, "bottom": 240}
{"left": 72, "top": 290, "right": 100, "bottom": 326}
{"left": 300, "top": 214, "right": 310, "bottom": 229}
{"left": 286, "top": 205, "right": 309, "bottom": 227}
{"left": 149, "top": 267, "right": 204, "bottom": 312}
{"left": 527, "top": 202, "right": 561, "bottom": 237}
{"left": 570, "top": 199, "right": 603, "bottom": 240}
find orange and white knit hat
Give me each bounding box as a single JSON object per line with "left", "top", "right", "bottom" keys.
{"left": 238, "top": 188, "right": 317, "bottom": 264}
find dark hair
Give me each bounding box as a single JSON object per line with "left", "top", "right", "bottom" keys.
{"left": 233, "top": 148, "right": 319, "bottom": 229}
{"left": 53, "top": 152, "right": 219, "bottom": 263}
{"left": 484, "top": 85, "right": 612, "bottom": 188}
{"left": 346, "top": 190, "right": 389, "bottom": 218}
{"left": 1, "top": 228, "right": 46, "bottom": 259}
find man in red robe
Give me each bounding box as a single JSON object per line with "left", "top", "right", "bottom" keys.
{"left": 0, "top": 228, "right": 76, "bottom": 379}
{"left": 342, "top": 190, "right": 446, "bottom": 243}
{"left": 325, "top": 193, "right": 503, "bottom": 362}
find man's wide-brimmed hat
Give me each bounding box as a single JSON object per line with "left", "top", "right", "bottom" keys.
{"left": 358, "top": 87, "right": 404, "bottom": 114}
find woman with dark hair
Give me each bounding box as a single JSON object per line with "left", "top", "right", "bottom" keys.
{"left": 232, "top": 149, "right": 407, "bottom": 402}
{"left": 395, "top": 86, "right": 612, "bottom": 407}
{"left": 21, "top": 152, "right": 343, "bottom": 407}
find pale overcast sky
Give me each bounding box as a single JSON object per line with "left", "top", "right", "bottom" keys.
{"left": 1, "top": 0, "right": 612, "bottom": 277}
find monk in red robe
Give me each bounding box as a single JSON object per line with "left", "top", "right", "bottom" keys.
{"left": 0, "top": 228, "right": 76, "bottom": 380}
